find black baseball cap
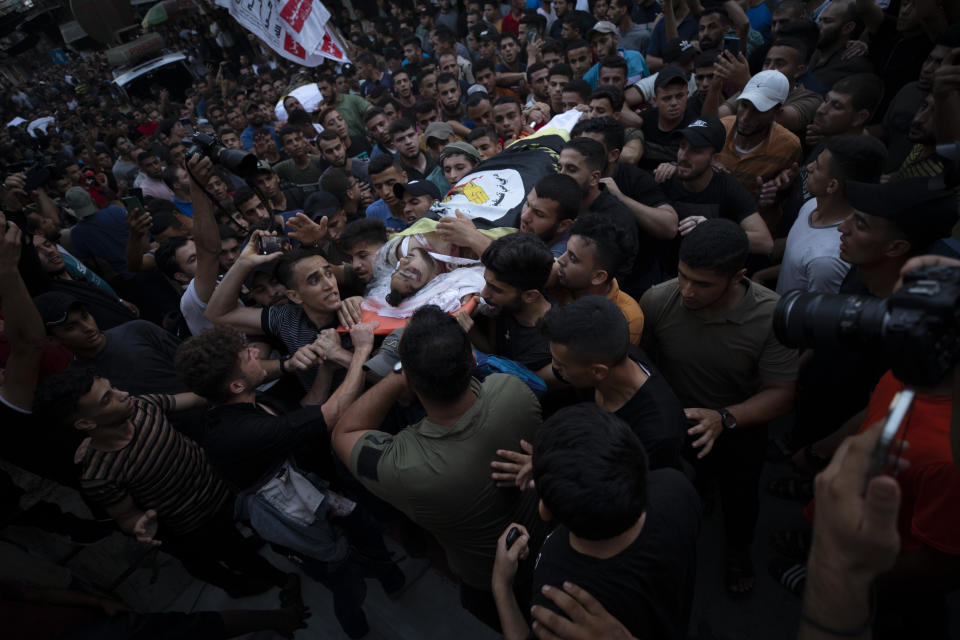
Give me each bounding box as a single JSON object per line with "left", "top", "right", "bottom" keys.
{"left": 844, "top": 177, "right": 958, "bottom": 249}
{"left": 393, "top": 180, "right": 442, "bottom": 201}
{"left": 304, "top": 190, "right": 341, "bottom": 221}
{"left": 673, "top": 116, "right": 727, "bottom": 152}
{"left": 33, "top": 292, "right": 83, "bottom": 328}
{"left": 663, "top": 38, "right": 697, "bottom": 64}
{"left": 654, "top": 65, "right": 688, "bottom": 91}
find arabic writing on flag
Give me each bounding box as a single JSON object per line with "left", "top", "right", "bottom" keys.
{"left": 216, "top": 0, "right": 348, "bottom": 66}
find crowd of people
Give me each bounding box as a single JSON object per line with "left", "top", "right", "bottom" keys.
{"left": 1, "top": 0, "right": 960, "bottom": 637}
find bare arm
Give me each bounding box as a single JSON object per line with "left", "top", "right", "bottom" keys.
{"left": 204, "top": 230, "right": 281, "bottom": 334}
{"left": 664, "top": 0, "right": 678, "bottom": 39}
{"left": 740, "top": 212, "right": 774, "bottom": 256}
{"left": 170, "top": 392, "right": 208, "bottom": 412}
{"left": 723, "top": 0, "right": 751, "bottom": 41}
{"left": 187, "top": 154, "right": 221, "bottom": 303}
{"left": 727, "top": 378, "right": 795, "bottom": 428}
{"left": 0, "top": 218, "right": 45, "bottom": 410}
{"left": 331, "top": 372, "right": 406, "bottom": 464}
{"left": 125, "top": 211, "right": 154, "bottom": 272}
{"left": 600, "top": 178, "right": 678, "bottom": 239}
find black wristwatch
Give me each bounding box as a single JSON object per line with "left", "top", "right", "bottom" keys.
{"left": 718, "top": 408, "right": 737, "bottom": 430}
{"left": 279, "top": 355, "right": 292, "bottom": 375}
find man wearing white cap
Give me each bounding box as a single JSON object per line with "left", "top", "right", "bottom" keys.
{"left": 714, "top": 69, "right": 802, "bottom": 234}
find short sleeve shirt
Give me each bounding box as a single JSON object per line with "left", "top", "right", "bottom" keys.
{"left": 347, "top": 374, "right": 543, "bottom": 589}
{"left": 639, "top": 278, "right": 798, "bottom": 408}
{"left": 261, "top": 304, "right": 341, "bottom": 389}
{"left": 79, "top": 394, "right": 231, "bottom": 535}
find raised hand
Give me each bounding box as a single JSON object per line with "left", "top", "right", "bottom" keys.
{"left": 286, "top": 212, "right": 328, "bottom": 247}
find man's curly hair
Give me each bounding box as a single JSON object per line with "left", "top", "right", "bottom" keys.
{"left": 33, "top": 367, "right": 97, "bottom": 427}
{"left": 174, "top": 326, "right": 246, "bottom": 404}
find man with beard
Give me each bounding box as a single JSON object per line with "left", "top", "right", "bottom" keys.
{"left": 317, "top": 130, "right": 370, "bottom": 186}
{"left": 239, "top": 102, "right": 279, "bottom": 152}
{"left": 437, "top": 72, "right": 467, "bottom": 123}
{"left": 517, "top": 174, "right": 582, "bottom": 257}
{"left": 316, "top": 75, "right": 372, "bottom": 138}
{"left": 656, "top": 117, "right": 773, "bottom": 274}
{"left": 555, "top": 213, "right": 645, "bottom": 345}
{"left": 889, "top": 92, "right": 948, "bottom": 184}
{"left": 716, "top": 38, "right": 823, "bottom": 138}
{"left": 807, "top": 0, "right": 873, "bottom": 91}
{"left": 872, "top": 26, "right": 960, "bottom": 172}
{"left": 233, "top": 186, "right": 276, "bottom": 231}
{"left": 475, "top": 233, "right": 557, "bottom": 380}
{"left": 253, "top": 162, "right": 305, "bottom": 216}
{"left": 715, "top": 70, "right": 802, "bottom": 235}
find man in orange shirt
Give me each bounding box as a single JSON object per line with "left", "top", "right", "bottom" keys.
{"left": 554, "top": 212, "right": 644, "bottom": 345}
{"left": 714, "top": 70, "right": 802, "bottom": 235}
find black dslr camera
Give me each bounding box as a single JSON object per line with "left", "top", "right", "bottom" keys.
{"left": 774, "top": 265, "right": 960, "bottom": 387}
{"left": 186, "top": 132, "right": 258, "bottom": 182}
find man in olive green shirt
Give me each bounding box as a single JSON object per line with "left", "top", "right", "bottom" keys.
{"left": 318, "top": 74, "right": 373, "bottom": 138}
{"left": 332, "top": 306, "right": 542, "bottom": 628}
{"left": 639, "top": 219, "right": 797, "bottom": 597}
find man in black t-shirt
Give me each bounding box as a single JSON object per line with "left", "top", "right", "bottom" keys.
{"left": 657, "top": 116, "right": 773, "bottom": 275}
{"left": 571, "top": 116, "right": 679, "bottom": 297}
{"left": 491, "top": 403, "right": 699, "bottom": 640}
{"left": 538, "top": 296, "right": 686, "bottom": 470}
{"left": 638, "top": 66, "right": 699, "bottom": 171}
{"left": 558, "top": 137, "right": 639, "bottom": 272}
{"left": 474, "top": 234, "right": 557, "bottom": 383}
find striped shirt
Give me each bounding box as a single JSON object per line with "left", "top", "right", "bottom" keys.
{"left": 79, "top": 394, "right": 231, "bottom": 536}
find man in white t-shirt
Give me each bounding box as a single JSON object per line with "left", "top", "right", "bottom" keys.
{"left": 777, "top": 135, "right": 886, "bottom": 295}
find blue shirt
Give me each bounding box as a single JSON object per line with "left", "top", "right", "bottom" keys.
{"left": 240, "top": 124, "right": 279, "bottom": 150}
{"left": 583, "top": 49, "right": 650, "bottom": 89}
{"left": 69, "top": 205, "right": 132, "bottom": 279}
{"left": 366, "top": 199, "right": 408, "bottom": 231}
{"left": 746, "top": 3, "right": 773, "bottom": 41}
{"left": 173, "top": 198, "right": 194, "bottom": 218}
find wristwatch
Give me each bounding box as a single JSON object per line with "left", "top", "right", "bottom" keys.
{"left": 718, "top": 408, "right": 737, "bottom": 430}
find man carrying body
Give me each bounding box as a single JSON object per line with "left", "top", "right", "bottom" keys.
{"left": 555, "top": 213, "right": 645, "bottom": 345}
{"left": 517, "top": 173, "right": 582, "bottom": 257}
{"left": 331, "top": 306, "right": 544, "bottom": 628}
{"left": 474, "top": 233, "right": 556, "bottom": 381}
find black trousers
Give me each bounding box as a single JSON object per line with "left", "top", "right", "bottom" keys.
{"left": 159, "top": 503, "right": 286, "bottom": 593}
{"left": 695, "top": 424, "right": 768, "bottom": 549}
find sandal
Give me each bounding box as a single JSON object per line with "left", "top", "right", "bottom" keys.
{"left": 770, "top": 528, "right": 812, "bottom": 562}
{"left": 725, "top": 549, "right": 756, "bottom": 597}
{"left": 767, "top": 476, "right": 815, "bottom": 502}
{"left": 769, "top": 557, "right": 806, "bottom": 597}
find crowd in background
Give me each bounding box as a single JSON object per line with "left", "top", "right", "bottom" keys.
{"left": 1, "top": 0, "right": 960, "bottom": 637}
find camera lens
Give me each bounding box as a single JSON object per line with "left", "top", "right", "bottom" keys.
{"left": 773, "top": 291, "right": 889, "bottom": 350}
